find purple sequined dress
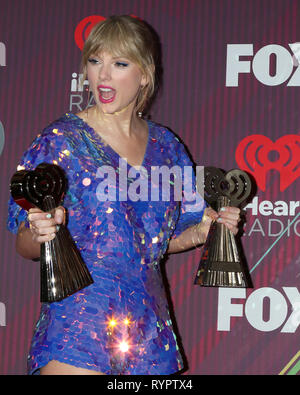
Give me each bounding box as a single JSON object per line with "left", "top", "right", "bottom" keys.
{"left": 7, "top": 113, "right": 206, "bottom": 375}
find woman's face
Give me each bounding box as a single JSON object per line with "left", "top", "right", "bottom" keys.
{"left": 86, "top": 51, "right": 147, "bottom": 116}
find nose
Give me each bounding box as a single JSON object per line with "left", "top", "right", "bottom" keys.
{"left": 98, "top": 62, "right": 111, "bottom": 81}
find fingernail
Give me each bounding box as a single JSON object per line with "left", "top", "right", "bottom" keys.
{"left": 46, "top": 213, "right": 52, "bottom": 218}
{"left": 56, "top": 225, "right": 60, "bottom": 232}
{"left": 220, "top": 207, "right": 226, "bottom": 211}
{"left": 217, "top": 217, "right": 222, "bottom": 222}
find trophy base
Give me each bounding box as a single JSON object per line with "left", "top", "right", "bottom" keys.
{"left": 194, "top": 268, "right": 247, "bottom": 287}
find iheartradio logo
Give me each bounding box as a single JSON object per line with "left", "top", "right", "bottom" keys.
{"left": 74, "top": 15, "right": 139, "bottom": 51}
{"left": 74, "top": 15, "right": 106, "bottom": 51}
{"left": 235, "top": 135, "right": 300, "bottom": 192}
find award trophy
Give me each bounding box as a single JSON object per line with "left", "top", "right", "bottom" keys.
{"left": 10, "top": 163, "right": 94, "bottom": 302}
{"left": 194, "top": 167, "right": 253, "bottom": 288}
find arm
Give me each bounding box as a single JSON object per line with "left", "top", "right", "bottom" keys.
{"left": 16, "top": 207, "right": 66, "bottom": 260}
{"left": 167, "top": 206, "right": 240, "bottom": 254}
{"left": 7, "top": 125, "right": 74, "bottom": 258}
{"left": 167, "top": 224, "right": 204, "bottom": 254}
{"left": 16, "top": 221, "right": 41, "bottom": 260}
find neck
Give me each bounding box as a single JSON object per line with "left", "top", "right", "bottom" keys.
{"left": 89, "top": 105, "right": 142, "bottom": 138}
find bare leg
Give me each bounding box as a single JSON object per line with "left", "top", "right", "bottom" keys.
{"left": 40, "top": 360, "right": 106, "bottom": 375}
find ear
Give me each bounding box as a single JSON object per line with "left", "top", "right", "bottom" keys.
{"left": 141, "top": 75, "right": 147, "bottom": 88}
{"left": 141, "top": 64, "right": 155, "bottom": 87}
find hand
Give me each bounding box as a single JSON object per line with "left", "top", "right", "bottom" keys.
{"left": 211, "top": 206, "right": 241, "bottom": 235}
{"left": 216, "top": 206, "right": 241, "bottom": 235}
{"left": 200, "top": 206, "right": 241, "bottom": 238}
{"left": 27, "top": 206, "right": 66, "bottom": 244}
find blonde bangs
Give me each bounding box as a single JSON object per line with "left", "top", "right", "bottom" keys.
{"left": 95, "top": 27, "right": 145, "bottom": 64}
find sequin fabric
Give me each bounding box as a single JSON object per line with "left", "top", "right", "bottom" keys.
{"left": 7, "top": 113, "right": 206, "bottom": 375}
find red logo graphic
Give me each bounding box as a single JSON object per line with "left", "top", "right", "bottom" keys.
{"left": 74, "top": 15, "right": 106, "bottom": 51}
{"left": 74, "top": 15, "right": 140, "bottom": 51}
{"left": 235, "top": 134, "right": 300, "bottom": 191}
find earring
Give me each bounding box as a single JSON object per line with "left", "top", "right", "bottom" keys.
{"left": 138, "top": 111, "right": 143, "bottom": 118}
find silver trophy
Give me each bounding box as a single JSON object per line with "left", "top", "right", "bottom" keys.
{"left": 194, "top": 167, "right": 253, "bottom": 288}
{"left": 10, "top": 163, "right": 94, "bottom": 302}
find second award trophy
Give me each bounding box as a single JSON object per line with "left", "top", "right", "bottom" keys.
{"left": 194, "top": 166, "right": 253, "bottom": 288}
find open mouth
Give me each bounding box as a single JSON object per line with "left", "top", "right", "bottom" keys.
{"left": 98, "top": 86, "right": 116, "bottom": 103}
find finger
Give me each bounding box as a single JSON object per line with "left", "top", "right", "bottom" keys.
{"left": 219, "top": 206, "right": 240, "bottom": 215}
{"left": 219, "top": 218, "right": 239, "bottom": 227}
{"left": 54, "top": 206, "right": 65, "bottom": 225}
{"left": 28, "top": 211, "right": 53, "bottom": 223}
{"left": 32, "top": 223, "right": 58, "bottom": 236}
{"left": 34, "top": 233, "right": 56, "bottom": 243}
{"left": 28, "top": 207, "right": 44, "bottom": 214}
{"left": 204, "top": 207, "right": 218, "bottom": 221}
{"left": 218, "top": 207, "right": 240, "bottom": 219}
{"left": 219, "top": 212, "right": 240, "bottom": 223}
{"left": 31, "top": 216, "right": 56, "bottom": 228}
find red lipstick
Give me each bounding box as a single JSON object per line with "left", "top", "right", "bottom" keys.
{"left": 98, "top": 85, "right": 116, "bottom": 103}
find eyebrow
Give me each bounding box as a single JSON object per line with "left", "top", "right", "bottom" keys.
{"left": 91, "top": 53, "right": 130, "bottom": 60}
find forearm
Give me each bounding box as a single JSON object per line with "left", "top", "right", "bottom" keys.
{"left": 15, "top": 206, "right": 66, "bottom": 260}
{"left": 167, "top": 223, "right": 207, "bottom": 254}
{"left": 167, "top": 205, "right": 241, "bottom": 254}
{"left": 16, "top": 221, "right": 41, "bottom": 260}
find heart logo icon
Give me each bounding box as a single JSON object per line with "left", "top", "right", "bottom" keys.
{"left": 235, "top": 134, "right": 300, "bottom": 191}
{"left": 10, "top": 163, "right": 66, "bottom": 211}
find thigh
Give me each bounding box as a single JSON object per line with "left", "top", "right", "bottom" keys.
{"left": 40, "top": 360, "right": 106, "bottom": 375}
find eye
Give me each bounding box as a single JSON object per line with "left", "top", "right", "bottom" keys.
{"left": 115, "top": 61, "right": 129, "bottom": 68}
{"left": 87, "top": 58, "right": 99, "bottom": 65}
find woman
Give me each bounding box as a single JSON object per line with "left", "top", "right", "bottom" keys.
{"left": 7, "top": 15, "right": 240, "bottom": 375}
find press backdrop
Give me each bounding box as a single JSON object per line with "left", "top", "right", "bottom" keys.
{"left": 0, "top": 0, "right": 299, "bottom": 375}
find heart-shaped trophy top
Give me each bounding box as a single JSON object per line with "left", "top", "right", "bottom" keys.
{"left": 10, "top": 163, "right": 66, "bottom": 211}
{"left": 204, "top": 166, "right": 252, "bottom": 208}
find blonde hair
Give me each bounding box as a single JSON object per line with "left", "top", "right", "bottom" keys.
{"left": 80, "top": 15, "right": 158, "bottom": 114}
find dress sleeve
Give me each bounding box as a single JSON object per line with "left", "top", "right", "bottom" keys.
{"left": 7, "top": 127, "right": 72, "bottom": 234}
{"left": 170, "top": 138, "right": 208, "bottom": 239}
